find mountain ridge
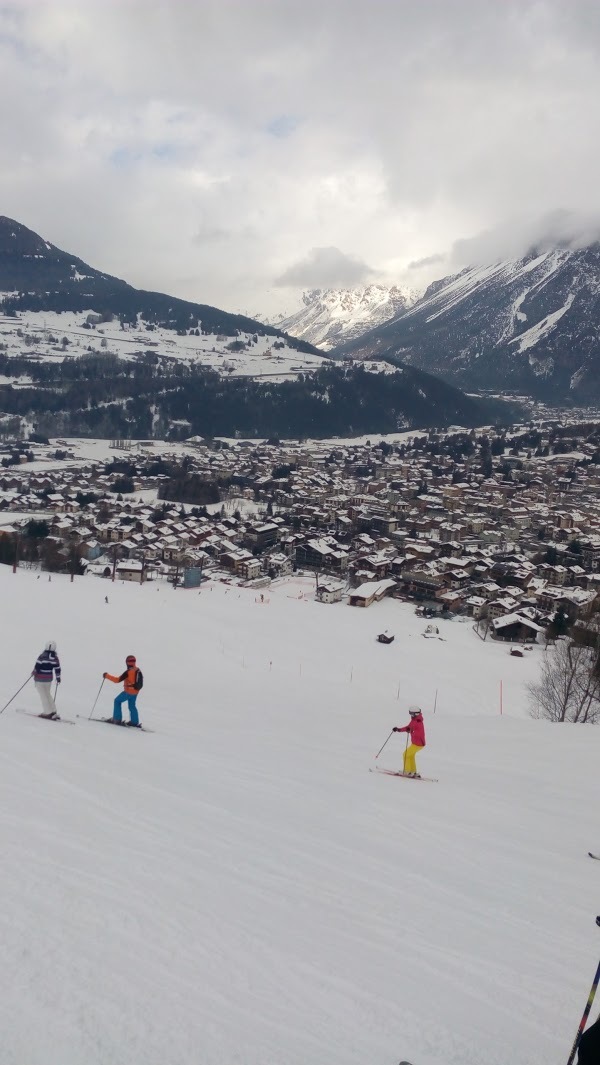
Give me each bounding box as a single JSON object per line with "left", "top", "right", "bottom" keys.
{"left": 0, "top": 217, "right": 519, "bottom": 439}
{"left": 334, "top": 245, "right": 600, "bottom": 400}
{"left": 0, "top": 215, "right": 319, "bottom": 352}
{"left": 268, "top": 283, "right": 420, "bottom": 351}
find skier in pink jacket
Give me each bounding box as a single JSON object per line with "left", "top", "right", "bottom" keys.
{"left": 393, "top": 706, "right": 426, "bottom": 777}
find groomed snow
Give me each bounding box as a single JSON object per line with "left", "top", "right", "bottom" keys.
{"left": 0, "top": 566, "right": 599, "bottom": 1065}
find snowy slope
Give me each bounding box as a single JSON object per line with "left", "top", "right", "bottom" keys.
{"left": 271, "top": 285, "right": 420, "bottom": 351}
{"left": 335, "top": 245, "right": 600, "bottom": 399}
{"left": 0, "top": 216, "right": 323, "bottom": 382}
{"left": 1, "top": 566, "right": 599, "bottom": 1065}
{"left": 0, "top": 310, "right": 328, "bottom": 381}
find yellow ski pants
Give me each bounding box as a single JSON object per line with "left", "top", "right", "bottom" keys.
{"left": 403, "top": 744, "right": 424, "bottom": 775}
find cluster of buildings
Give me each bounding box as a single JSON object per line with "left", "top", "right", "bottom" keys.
{"left": 1, "top": 421, "right": 600, "bottom": 643}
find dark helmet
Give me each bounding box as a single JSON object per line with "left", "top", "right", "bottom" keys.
{"left": 126, "top": 655, "right": 136, "bottom": 665}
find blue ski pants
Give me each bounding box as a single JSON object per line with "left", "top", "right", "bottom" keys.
{"left": 113, "top": 690, "right": 139, "bottom": 726}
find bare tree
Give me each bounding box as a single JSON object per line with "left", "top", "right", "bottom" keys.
{"left": 474, "top": 615, "right": 491, "bottom": 642}
{"left": 528, "top": 640, "right": 600, "bottom": 723}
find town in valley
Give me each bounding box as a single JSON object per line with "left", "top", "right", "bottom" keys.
{"left": 2, "top": 414, "right": 600, "bottom": 649}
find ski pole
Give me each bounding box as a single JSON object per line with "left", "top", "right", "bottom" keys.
{"left": 566, "top": 953, "right": 600, "bottom": 1065}
{"left": 0, "top": 674, "right": 32, "bottom": 716}
{"left": 88, "top": 678, "right": 105, "bottom": 720}
{"left": 375, "top": 730, "right": 395, "bottom": 759}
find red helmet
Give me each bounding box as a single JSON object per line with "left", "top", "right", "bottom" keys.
{"left": 126, "top": 655, "right": 136, "bottom": 665}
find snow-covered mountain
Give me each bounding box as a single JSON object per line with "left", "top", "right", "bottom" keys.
{"left": 272, "top": 284, "right": 420, "bottom": 351}
{"left": 0, "top": 215, "right": 323, "bottom": 380}
{"left": 335, "top": 246, "right": 600, "bottom": 400}
{"left": 0, "top": 218, "right": 510, "bottom": 438}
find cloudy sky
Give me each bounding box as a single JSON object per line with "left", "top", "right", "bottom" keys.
{"left": 1, "top": 0, "right": 600, "bottom": 316}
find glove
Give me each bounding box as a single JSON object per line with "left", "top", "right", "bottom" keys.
{"left": 393, "top": 727, "right": 400, "bottom": 732}
{"left": 56, "top": 677, "right": 61, "bottom": 684}
{"left": 103, "top": 672, "right": 107, "bottom": 679}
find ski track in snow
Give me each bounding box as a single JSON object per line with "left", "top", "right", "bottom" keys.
{"left": 0, "top": 566, "right": 599, "bottom": 1065}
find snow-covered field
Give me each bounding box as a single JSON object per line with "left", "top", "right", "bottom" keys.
{"left": 0, "top": 310, "right": 327, "bottom": 380}
{"left": 13, "top": 437, "right": 203, "bottom": 475}
{"left": 0, "top": 565, "right": 599, "bottom": 1065}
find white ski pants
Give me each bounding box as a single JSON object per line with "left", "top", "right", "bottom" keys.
{"left": 35, "top": 681, "right": 56, "bottom": 716}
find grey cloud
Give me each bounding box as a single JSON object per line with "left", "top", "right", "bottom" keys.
{"left": 407, "top": 254, "right": 446, "bottom": 270}
{"left": 449, "top": 209, "right": 600, "bottom": 268}
{"left": 1, "top": 1, "right": 600, "bottom": 315}
{"left": 275, "top": 247, "right": 375, "bottom": 288}
{"left": 193, "top": 225, "right": 230, "bottom": 244}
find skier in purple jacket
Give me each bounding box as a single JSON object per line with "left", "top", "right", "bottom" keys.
{"left": 32, "top": 641, "right": 61, "bottom": 719}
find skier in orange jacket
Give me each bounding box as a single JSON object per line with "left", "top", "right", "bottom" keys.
{"left": 103, "top": 655, "right": 143, "bottom": 727}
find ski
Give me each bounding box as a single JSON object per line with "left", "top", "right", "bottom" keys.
{"left": 370, "top": 767, "right": 438, "bottom": 782}
{"left": 16, "top": 708, "right": 75, "bottom": 725}
{"left": 77, "top": 715, "right": 154, "bottom": 733}
{"left": 589, "top": 853, "right": 600, "bottom": 860}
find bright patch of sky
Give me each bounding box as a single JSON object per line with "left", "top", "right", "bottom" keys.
{"left": 267, "top": 115, "right": 300, "bottom": 139}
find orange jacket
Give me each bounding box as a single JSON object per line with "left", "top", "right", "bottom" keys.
{"left": 105, "top": 666, "right": 141, "bottom": 695}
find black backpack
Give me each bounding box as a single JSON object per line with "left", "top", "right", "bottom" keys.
{"left": 134, "top": 668, "right": 144, "bottom": 691}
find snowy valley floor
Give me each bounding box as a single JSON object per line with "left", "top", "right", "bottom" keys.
{"left": 0, "top": 567, "right": 599, "bottom": 1065}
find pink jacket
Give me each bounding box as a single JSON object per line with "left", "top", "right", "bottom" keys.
{"left": 399, "top": 714, "right": 426, "bottom": 747}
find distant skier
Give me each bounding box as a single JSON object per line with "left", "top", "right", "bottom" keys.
{"left": 393, "top": 706, "right": 426, "bottom": 778}
{"left": 103, "top": 655, "right": 143, "bottom": 727}
{"left": 33, "top": 640, "right": 61, "bottom": 719}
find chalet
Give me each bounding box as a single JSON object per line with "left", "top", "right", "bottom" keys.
{"left": 400, "top": 569, "right": 444, "bottom": 600}
{"left": 491, "top": 613, "right": 543, "bottom": 643}
{"left": 80, "top": 539, "right": 102, "bottom": 561}
{"left": 116, "top": 560, "right": 144, "bottom": 584}
{"left": 239, "top": 558, "right": 262, "bottom": 581}
{"left": 245, "top": 522, "right": 279, "bottom": 550}
{"left": 296, "top": 538, "right": 348, "bottom": 573}
{"left": 488, "top": 597, "right": 519, "bottom": 619}
{"left": 316, "top": 580, "right": 344, "bottom": 604}
{"left": 465, "top": 595, "right": 487, "bottom": 620}
{"left": 348, "top": 578, "right": 396, "bottom": 608}
{"left": 436, "top": 589, "right": 464, "bottom": 612}
{"left": 264, "top": 552, "right": 293, "bottom": 577}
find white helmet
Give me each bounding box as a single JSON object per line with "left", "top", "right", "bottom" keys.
{"left": 45, "top": 640, "right": 57, "bottom": 652}
{"left": 409, "top": 705, "right": 422, "bottom": 716}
